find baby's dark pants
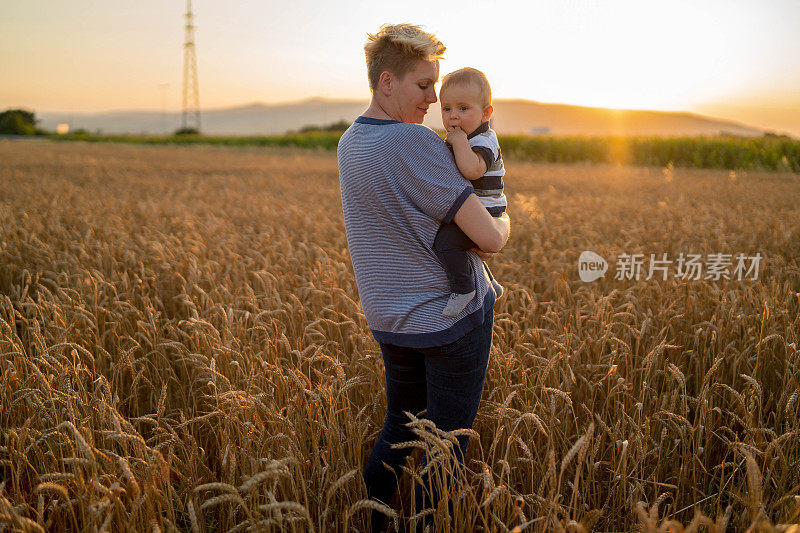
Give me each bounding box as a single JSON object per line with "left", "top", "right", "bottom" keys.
{"left": 433, "top": 206, "right": 504, "bottom": 294}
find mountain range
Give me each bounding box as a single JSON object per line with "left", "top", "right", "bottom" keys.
{"left": 38, "top": 98, "right": 767, "bottom": 138}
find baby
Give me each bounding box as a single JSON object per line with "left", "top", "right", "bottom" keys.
{"left": 435, "top": 67, "right": 506, "bottom": 317}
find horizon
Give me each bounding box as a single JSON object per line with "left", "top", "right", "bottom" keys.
{"left": 30, "top": 96, "right": 778, "bottom": 137}
{"left": 3, "top": 1, "right": 800, "bottom": 136}
{"left": 31, "top": 95, "right": 772, "bottom": 133}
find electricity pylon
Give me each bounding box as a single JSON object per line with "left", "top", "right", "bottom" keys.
{"left": 181, "top": 0, "right": 200, "bottom": 132}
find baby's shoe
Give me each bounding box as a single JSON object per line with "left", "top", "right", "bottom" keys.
{"left": 442, "top": 290, "right": 476, "bottom": 317}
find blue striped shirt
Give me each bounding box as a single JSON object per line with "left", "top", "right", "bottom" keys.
{"left": 337, "top": 116, "right": 495, "bottom": 348}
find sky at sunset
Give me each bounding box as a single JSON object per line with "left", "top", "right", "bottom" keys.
{"left": 2, "top": 0, "right": 799, "bottom": 135}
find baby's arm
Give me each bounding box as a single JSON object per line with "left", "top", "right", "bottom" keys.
{"left": 445, "top": 126, "right": 487, "bottom": 180}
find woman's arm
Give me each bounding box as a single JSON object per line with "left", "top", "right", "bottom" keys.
{"left": 453, "top": 194, "right": 510, "bottom": 253}
{"left": 393, "top": 125, "right": 509, "bottom": 252}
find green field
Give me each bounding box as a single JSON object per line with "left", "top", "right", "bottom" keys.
{"left": 47, "top": 130, "right": 800, "bottom": 172}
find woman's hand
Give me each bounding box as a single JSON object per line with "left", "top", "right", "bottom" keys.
{"left": 470, "top": 247, "right": 496, "bottom": 261}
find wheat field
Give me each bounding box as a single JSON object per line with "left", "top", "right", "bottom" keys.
{"left": 1, "top": 139, "right": 799, "bottom": 532}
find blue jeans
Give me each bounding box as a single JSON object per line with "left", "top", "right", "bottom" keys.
{"left": 363, "top": 305, "right": 494, "bottom": 532}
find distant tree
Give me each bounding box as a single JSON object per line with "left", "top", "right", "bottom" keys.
{"left": 764, "top": 131, "right": 791, "bottom": 140}
{"left": 296, "top": 119, "right": 351, "bottom": 134}
{"left": 174, "top": 127, "right": 200, "bottom": 136}
{"left": 0, "top": 109, "right": 38, "bottom": 135}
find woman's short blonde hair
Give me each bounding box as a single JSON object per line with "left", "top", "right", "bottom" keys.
{"left": 440, "top": 67, "right": 492, "bottom": 108}
{"left": 364, "top": 24, "right": 446, "bottom": 92}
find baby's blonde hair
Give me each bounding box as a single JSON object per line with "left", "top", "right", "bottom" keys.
{"left": 364, "top": 24, "right": 446, "bottom": 92}
{"left": 440, "top": 67, "right": 492, "bottom": 108}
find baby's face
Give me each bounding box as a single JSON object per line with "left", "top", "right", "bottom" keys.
{"left": 440, "top": 83, "right": 490, "bottom": 135}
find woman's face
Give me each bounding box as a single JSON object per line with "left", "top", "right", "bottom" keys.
{"left": 391, "top": 59, "right": 439, "bottom": 124}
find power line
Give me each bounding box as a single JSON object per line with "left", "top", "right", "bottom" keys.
{"left": 158, "top": 83, "right": 169, "bottom": 135}
{"left": 181, "top": 0, "right": 200, "bottom": 132}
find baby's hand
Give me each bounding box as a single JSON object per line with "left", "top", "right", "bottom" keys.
{"left": 445, "top": 126, "right": 468, "bottom": 146}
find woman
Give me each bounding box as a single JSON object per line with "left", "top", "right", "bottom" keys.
{"left": 337, "top": 24, "right": 511, "bottom": 531}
